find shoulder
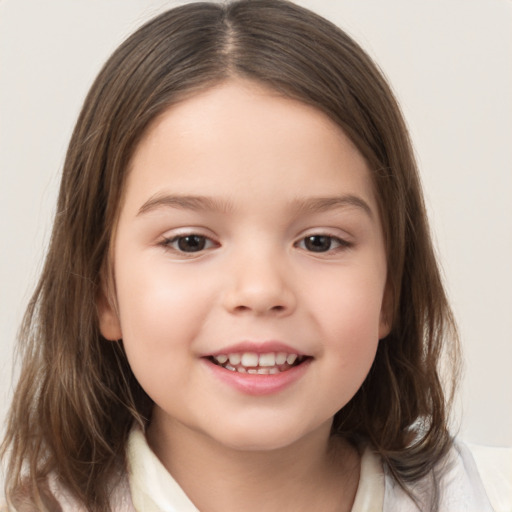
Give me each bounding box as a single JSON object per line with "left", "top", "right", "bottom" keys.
{"left": 466, "top": 442, "right": 512, "bottom": 512}
{"left": 437, "top": 440, "right": 498, "bottom": 511}
{"left": 382, "top": 440, "right": 500, "bottom": 512}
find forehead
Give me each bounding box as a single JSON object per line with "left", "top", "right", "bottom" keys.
{"left": 123, "top": 78, "right": 377, "bottom": 215}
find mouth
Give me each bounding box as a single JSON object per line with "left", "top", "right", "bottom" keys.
{"left": 206, "top": 351, "right": 311, "bottom": 375}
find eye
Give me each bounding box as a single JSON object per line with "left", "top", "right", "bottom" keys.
{"left": 297, "top": 235, "right": 351, "bottom": 253}
{"left": 163, "top": 234, "right": 216, "bottom": 253}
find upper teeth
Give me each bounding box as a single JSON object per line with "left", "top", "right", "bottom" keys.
{"left": 212, "top": 352, "right": 299, "bottom": 368}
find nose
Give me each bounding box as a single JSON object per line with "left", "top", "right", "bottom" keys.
{"left": 222, "top": 250, "right": 297, "bottom": 316}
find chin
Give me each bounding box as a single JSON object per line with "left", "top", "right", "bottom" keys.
{"left": 219, "top": 435, "right": 300, "bottom": 453}
{"left": 207, "top": 420, "right": 325, "bottom": 453}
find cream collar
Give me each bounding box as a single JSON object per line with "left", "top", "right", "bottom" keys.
{"left": 126, "top": 426, "right": 385, "bottom": 512}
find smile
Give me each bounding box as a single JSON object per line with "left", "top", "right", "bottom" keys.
{"left": 208, "top": 352, "right": 308, "bottom": 374}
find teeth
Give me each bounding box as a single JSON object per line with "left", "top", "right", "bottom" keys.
{"left": 258, "top": 353, "right": 276, "bottom": 367}
{"left": 275, "top": 352, "right": 287, "bottom": 365}
{"left": 212, "top": 351, "right": 304, "bottom": 372}
{"left": 286, "top": 354, "right": 297, "bottom": 365}
{"left": 228, "top": 353, "right": 241, "bottom": 365}
{"left": 240, "top": 352, "right": 259, "bottom": 367}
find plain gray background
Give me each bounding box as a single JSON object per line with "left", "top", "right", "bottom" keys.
{"left": 1, "top": 0, "right": 511, "bottom": 481}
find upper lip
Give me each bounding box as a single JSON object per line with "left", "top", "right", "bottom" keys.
{"left": 202, "top": 341, "right": 308, "bottom": 357}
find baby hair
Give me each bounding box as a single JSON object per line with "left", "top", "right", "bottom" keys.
{"left": 1, "top": 1, "right": 460, "bottom": 510}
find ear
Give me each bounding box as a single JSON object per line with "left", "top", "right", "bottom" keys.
{"left": 378, "top": 281, "right": 394, "bottom": 340}
{"left": 97, "top": 289, "right": 122, "bottom": 341}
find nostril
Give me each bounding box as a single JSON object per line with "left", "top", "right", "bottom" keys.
{"left": 232, "top": 304, "right": 286, "bottom": 313}
{"left": 223, "top": 284, "right": 296, "bottom": 315}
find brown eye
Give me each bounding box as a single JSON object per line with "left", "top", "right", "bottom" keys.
{"left": 177, "top": 235, "right": 206, "bottom": 252}
{"left": 164, "top": 234, "right": 215, "bottom": 253}
{"left": 297, "top": 235, "right": 351, "bottom": 253}
{"left": 303, "top": 235, "right": 334, "bottom": 252}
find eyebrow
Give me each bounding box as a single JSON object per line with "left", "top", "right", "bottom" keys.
{"left": 137, "top": 193, "right": 373, "bottom": 219}
{"left": 291, "top": 195, "right": 374, "bottom": 219}
{"left": 138, "top": 194, "right": 234, "bottom": 216}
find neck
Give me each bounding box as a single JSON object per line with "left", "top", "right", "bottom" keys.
{"left": 147, "top": 415, "right": 360, "bottom": 512}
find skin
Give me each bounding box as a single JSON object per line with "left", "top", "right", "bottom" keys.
{"left": 99, "top": 79, "right": 391, "bottom": 512}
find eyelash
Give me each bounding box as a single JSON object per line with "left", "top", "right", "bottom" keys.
{"left": 294, "top": 234, "right": 353, "bottom": 254}
{"left": 160, "top": 232, "right": 352, "bottom": 255}
{"left": 161, "top": 234, "right": 218, "bottom": 254}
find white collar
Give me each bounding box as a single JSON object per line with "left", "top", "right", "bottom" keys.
{"left": 127, "top": 426, "right": 199, "bottom": 511}
{"left": 126, "top": 426, "right": 385, "bottom": 512}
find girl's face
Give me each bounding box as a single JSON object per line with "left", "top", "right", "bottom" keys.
{"left": 99, "top": 79, "right": 390, "bottom": 452}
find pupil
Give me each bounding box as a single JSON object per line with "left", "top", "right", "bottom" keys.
{"left": 305, "top": 235, "right": 331, "bottom": 252}
{"left": 178, "top": 235, "right": 205, "bottom": 252}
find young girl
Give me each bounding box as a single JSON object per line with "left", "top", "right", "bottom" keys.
{"left": 0, "top": 1, "right": 497, "bottom": 511}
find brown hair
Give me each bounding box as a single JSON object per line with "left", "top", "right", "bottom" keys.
{"left": 1, "top": 1, "right": 460, "bottom": 510}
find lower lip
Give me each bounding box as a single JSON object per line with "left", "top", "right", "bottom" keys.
{"left": 203, "top": 358, "right": 311, "bottom": 396}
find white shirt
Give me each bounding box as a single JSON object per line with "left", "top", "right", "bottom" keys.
{"left": 124, "top": 427, "right": 498, "bottom": 512}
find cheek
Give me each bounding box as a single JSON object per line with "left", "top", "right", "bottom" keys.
{"left": 312, "top": 268, "right": 386, "bottom": 337}
{"left": 113, "top": 267, "right": 206, "bottom": 405}
{"left": 319, "top": 301, "right": 381, "bottom": 413}
{"left": 307, "top": 267, "right": 385, "bottom": 383}
{"left": 113, "top": 257, "right": 213, "bottom": 363}
{"left": 119, "top": 252, "right": 198, "bottom": 314}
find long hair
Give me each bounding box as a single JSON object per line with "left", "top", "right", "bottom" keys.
{"left": 1, "top": 1, "right": 460, "bottom": 510}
